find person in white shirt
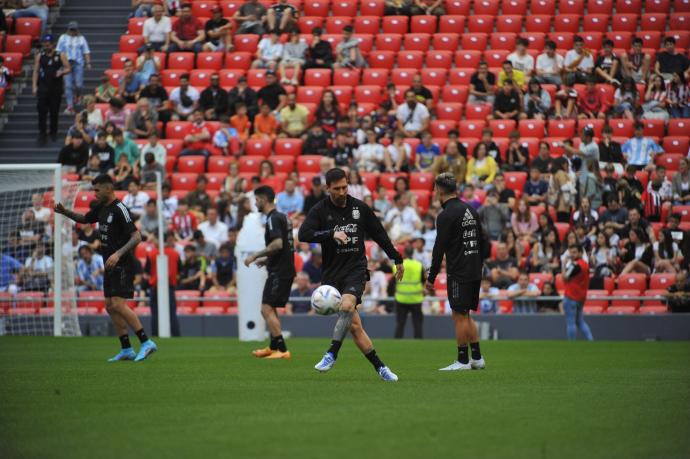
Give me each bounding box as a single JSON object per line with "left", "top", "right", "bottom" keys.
{"left": 29, "top": 193, "right": 51, "bottom": 223}
{"left": 160, "top": 183, "right": 178, "bottom": 222}
{"left": 564, "top": 35, "right": 594, "bottom": 84}
{"left": 141, "top": 5, "right": 171, "bottom": 52}
{"left": 396, "top": 90, "right": 430, "bottom": 138}
{"left": 384, "top": 131, "right": 412, "bottom": 172}
{"left": 508, "top": 37, "right": 535, "bottom": 75}
{"left": 535, "top": 40, "right": 564, "bottom": 85}
{"left": 122, "top": 181, "right": 149, "bottom": 218}
{"left": 197, "top": 207, "right": 229, "bottom": 249}
{"left": 355, "top": 129, "right": 386, "bottom": 172}
{"left": 169, "top": 73, "right": 200, "bottom": 120}
{"left": 23, "top": 244, "right": 53, "bottom": 292}
{"left": 252, "top": 31, "right": 283, "bottom": 71}
{"left": 140, "top": 132, "right": 167, "bottom": 167}
{"left": 384, "top": 193, "right": 422, "bottom": 243}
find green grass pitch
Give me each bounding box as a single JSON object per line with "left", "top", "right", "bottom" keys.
{"left": 1, "top": 337, "right": 689, "bottom": 459}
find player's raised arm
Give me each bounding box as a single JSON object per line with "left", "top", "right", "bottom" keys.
{"left": 54, "top": 202, "right": 88, "bottom": 224}
{"left": 297, "top": 206, "right": 332, "bottom": 243}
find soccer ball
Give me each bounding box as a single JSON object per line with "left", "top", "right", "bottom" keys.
{"left": 311, "top": 285, "right": 342, "bottom": 315}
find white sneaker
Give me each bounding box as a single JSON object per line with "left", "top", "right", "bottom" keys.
{"left": 439, "top": 361, "right": 472, "bottom": 371}
{"left": 470, "top": 357, "right": 486, "bottom": 370}
{"left": 314, "top": 352, "right": 336, "bottom": 372}
{"left": 378, "top": 366, "right": 399, "bottom": 382}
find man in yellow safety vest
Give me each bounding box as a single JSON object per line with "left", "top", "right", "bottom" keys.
{"left": 392, "top": 246, "right": 426, "bottom": 339}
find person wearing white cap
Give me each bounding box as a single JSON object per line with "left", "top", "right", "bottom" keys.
{"left": 56, "top": 21, "right": 91, "bottom": 115}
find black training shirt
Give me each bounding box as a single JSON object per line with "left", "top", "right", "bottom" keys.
{"left": 265, "top": 208, "right": 296, "bottom": 278}
{"left": 85, "top": 199, "right": 138, "bottom": 264}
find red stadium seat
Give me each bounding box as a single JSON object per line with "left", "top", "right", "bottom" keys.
{"left": 268, "top": 155, "right": 296, "bottom": 173}
{"left": 637, "top": 31, "right": 662, "bottom": 49}
{"left": 667, "top": 31, "right": 690, "bottom": 50}
{"left": 610, "top": 290, "right": 640, "bottom": 311}
{"left": 529, "top": 273, "right": 553, "bottom": 290}
{"left": 453, "top": 51, "right": 482, "bottom": 69}
{"left": 548, "top": 120, "right": 576, "bottom": 138}
{"left": 449, "top": 68, "right": 474, "bottom": 85}
{"left": 218, "top": 69, "right": 244, "bottom": 87}
{"left": 328, "top": 85, "right": 353, "bottom": 105}
{"left": 409, "top": 172, "right": 434, "bottom": 191}
{"left": 490, "top": 33, "right": 517, "bottom": 51}
{"left": 128, "top": 17, "right": 146, "bottom": 34}
{"left": 404, "top": 33, "right": 431, "bottom": 52}
{"left": 581, "top": 32, "right": 603, "bottom": 50}
{"left": 161, "top": 69, "right": 184, "bottom": 86}
{"left": 275, "top": 138, "right": 303, "bottom": 156}
{"left": 303, "top": 69, "right": 331, "bottom": 87}
{"left": 467, "top": 15, "right": 495, "bottom": 34}
{"left": 656, "top": 154, "right": 684, "bottom": 171}
{"left": 325, "top": 16, "right": 353, "bottom": 34}
{"left": 483, "top": 50, "right": 510, "bottom": 68}
{"left": 375, "top": 33, "right": 403, "bottom": 52}
{"left": 332, "top": 68, "right": 361, "bottom": 86}
{"left": 646, "top": 0, "right": 671, "bottom": 13}
{"left": 525, "top": 15, "right": 552, "bottom": 33}
{"left": 436, "top": 103, "right": 464, "bottom": 121}
{"left": 303, "top": 0, "right": 330, "bottom": 16}
{"left": 430, "top": 120, "right": 457, "bottom": 137}
{"left": 225, "top": 52, "right": 252, "bottom": 70}
{"left": 355, "top": 85, "right": 382, "bottom": 104}
{"left": 608, "top": 31, "right": 633, "bottom": 49}
{"left": 519, "top": 119, "right": 546, "bottom": 138}
{"left": 161, "top": 139, "right": 184, "bottom": 158}
{"left": 238, "top": 156, "right": 264, "bottom": 173}
{"left": 475, "top": 0, "right": 500, "bottom": 14}
{"left": 522, "top": 32, "right": 547, "bottom": 50}
{"left": 432, "top": 33, "right": 459, "bottom": 51}
{"left": 296, "top": 86, "right": 324, "bottom": 104}
{"left": 208, "top": 156, "right": 233, "bottom": 173}
{"left": 579, "top": 118, "right": 606, "bottom": 138}
{"left": 197, "top": 52, "right": 223, "bottom": 70}
{"left": 459, "top": 120, "right": 487, "bottom": 138}
{"left": 168, "top": 52, "right": 195, "bottom": 70}
{"left": 119, "top": 35, "right": 144, "bottom": 53}
{"left": 496, "top": 15, "right": 523, "bottom": 33}
{"left": 609, "top": 119, "right": 634, "bottom": 137}
{"left": 583, "top": 15, "right": 609, "bottom": 33}
{"left": 177, "top": 156, "right": 206, "bottom": 173}
{"left": 171, "top": 173, "right": 197, "bottom": 190}
{"left": 391, "top": 68, "right": 418, "bottom": 86}
{"left": 362, "top": 69, "right": 390, "bottom": 86}
{"left": 192, "top": 1, "right": 217, "bottom": 17}
{"left": 360, "top": 0, "right": 385, "bottom": 16}
{"left": 553, "top": 15, "right": 580, "bottom": 34}
{"left": 245, "top": 139, "right": 272, "bottom": 157}
{"left": 489, "top": 120, "right": 516, "bottom": 138}
{"left": 588, "top": 0, "right": 613, "bottom": 14}
{"left": 442, "top": 85, "right": 468, "bottom": 104}
{"left": 354, "top": 16, "right": 380, "bottom": 35}
{"left": 465, "top": 104, "right": 492, "bottom": 120}
{"left": 111, "top": 52, "right": 136, "bottom": 69}
{"left": 649, "top": 273, "right": 675, "bottom": 290}
{"left": 298, "top": 16, "right": 323, "bottom": 33}
{"left": 234, "top": 34, "right": 260, "bottom": 53}
{"left": 331, "top": 0, "right": 358, "bottom": 16}
{"left": 190, "top": 69, "right": 213, "bottom": 87}
{"left": 397, "top": 51, "right": 424, "bottom": 69}
{"left": 410, "top": 16, "right": 437, "bottom": 34}
{"left": 176, "top": 290, "right": 201, "bottom": 311}
{"left": 14, "top": 17, "right": 41, "bottom": 39}
{"left": 247, "top": 68, "right": 267, "bottom": 87}
{"left": 504, "top": 172, "right": 527, "bottom": 193}
{"left": 664, "top": 137, "right": 690, "bottom": 155}
{"left": 675, "top": 205, "right": 690, "bottom": 221}
{"left": 297, "top": 155, "right": 322, "bottom": 172}
{"left": 642, "top": 119, "right": 665, "bottom": 137}
{"left": 530, "top": 0, "right": 556, "bottom": 14}
{"left": 668, "top": 119, "right": 690, "bottom": 136}
{"left": 381, "top": 16, "right": 409, "bottom": 34}
{"left": 439, "top": 15, "right": 466, "bottom": 34}
{"left": 368, "top": 51, "right": 396, "bottom": 69}
{"left": 5, "top": 35, "right": 32, "bottom": 56}
{"left": 617, "top": 273, "right": 647, "bottom": 292}
{"left": 420, "top": 68, "right": 447, "bottom": 87}
{"left": 611, "top": 14, "right": 638, "bottom": 32}
{"left": 560, "top": 0, "right": 585, "bottom": 13}
{"left": 640, "top": 13, "right": 667, "bottom": 32}
{"left": 670, "top": 13, "right": 690, "bottom": 31}
{"left": 460, "top": 33, "right": 488, "bottom": 51}
{"left": 165, "top": 121, "right": 191, "bottom": 139}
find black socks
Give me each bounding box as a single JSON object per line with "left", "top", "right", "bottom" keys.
{"left": 135, "top": 328, "right": 149, "bottom": 344}
{"left": 119, "top": 334, "right": 131, "bottom": 350}
{"left": 270, "top": 335, "right": 288, "bottom": 352}
{"left": 365, "top": 349, "right": 385, "bottom": 370}
{"left": 470, "top": 342, "right": 482, "bottom": 360}
{"left": 458, "top": 345, "right": 469, "bottom": 364}
{"left": 328, "top": 340, "right": 343, "bottom": 359}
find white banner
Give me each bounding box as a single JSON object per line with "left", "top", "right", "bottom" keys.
{"left": 235, "top": 212, "right": 267, "bottom": 341}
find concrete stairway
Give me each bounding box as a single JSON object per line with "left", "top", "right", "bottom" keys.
{"left": 0, "top": 0, "right": 131, "bottom": 164}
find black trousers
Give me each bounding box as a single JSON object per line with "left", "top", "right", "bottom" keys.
{"left": 37, "top": 89, "right": 61, "bottom": 136}
{"left": 150, "top": 285, "right": 181, "bottom": 337}
{"left": 394, "top": 302, "right": 423, "bottom": 339}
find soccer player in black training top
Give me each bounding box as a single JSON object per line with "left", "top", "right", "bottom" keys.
{"left": 244, "top": 186, "right": 295, "bottom": 360}
{"left": 55, "top": 174, "right": 157, "bottom": 362}
{"left": 426, "top": 173, "right": 489, "bottom": 371}
{"left": 298, "top": 168, "right": 404, "bottom": 381}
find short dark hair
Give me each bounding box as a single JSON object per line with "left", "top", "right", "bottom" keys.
{"left": 669, "top": 213, "right": 681, "bottom": 222}
{"left": 502, "top": 60, "right": 513, "bottom": 67}
{"left": 634, "top": 121, "right": 644, "bottom": 130}
{"left": 603, "top": 39, "right": 614, "bottom": 47}
{"left": 632, "top": 37, "right": 643, "bottom": 45}
{"left": 569, "top": 243, "right": 583, "bottom": 253}
{"left": 517, "top": 37, "right": 528, "bottom": 47}
{"left": 147, "top": 199, "right": 156, "bottom": 206}
{"left": 253, "top": 185, "right": 275, "bottom": 202}
{"left": 180, "top": 73, "right": 190, "bottom": 81}
{"left": 325, "top": 168, "right": 347, "bottom": 186}
{"left": 574, "top": 35, "right": 584, "bottom": 44}
{"left": 434, "top": 172, "right": 457, "bottom": 194}
{"left": 92, "top": 174, "right": 114, "bottom": 186}
{"left": 196, "top": 174, "right": 207, "bottom": 184}
{"left": 545, "top": 40, "right": 556, "bottom": 50}
{"left": 664, "top": 36, "right": 676, "bottom": 45}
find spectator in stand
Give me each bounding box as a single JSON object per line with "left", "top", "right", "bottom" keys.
{"left": 257, "top": 71, "right": 287, "bottom": 114}
{"left": 642, "top": 74, "right": 669, "bottom": 121}
{"left": 664, "top": 272, "right": 690, "bottom": 313}
{"left": 184, "top": 175, "right": 212, "bottom": 214}
{"left": 252, "top": 30, "right": 283, "bottom": 70}
{"left": 466, "top": 142, "right": 498, "bottom": 188}
{"left": 611, "top": 77, "right": 639, "bottom": 120}
{"left": 82, "top": 96, "right": 104, "bottom": 130}
{"left": 228, "top": 76, "right": 259, "bottom": 120}
{"left": 139, "top": 74, "right": 170, "bottom": 123}
{"left": 139, "top": 131, "right": 166, "bottom": 167}
{"left": 267, "top": 0, "right": 298, "bottom": 33}
{"left": 666, "top": 71, "right": 690, "bottom": 119}
{"left": 589, "top": 230, "right": 616, "bottom": 278}
{"left": 598, "top": 126, "right": 624, "bottom": 174}
{"left": 172, "top": 200, "right": 197, "bottom": 241}
{"left": 125, "top": 98, "right": 157, "bottom": 139}
{"left": 80, "top": 154, "right": 103, "bottom": 182}
{"left": 180, "top": 109, "right": 212, "bottom": 158}
{"left": 207, "top": 242, "right": 235, "bottom": 293}
{"left": 140, "top": 152, "right": 166, "bottom": 190}
{"left": 27, "top": 194, "right": 50, "bottom": 224}
{"left": 302, "top": 247, "right": 323, "bottom": 287}
{"left": 478, "top": 278, "right": 500, "bottom": 314}
{"left": 95, "top": 75, "right": 117, "bottom": 104}
{"left": 655, "top": 36, "right": 690, "bottom": 82}
{"left": 532, "top": 142, "right": 553, "bottom": 177}
{"left": 203, "top": 6, "right": 233, "bottom": 52}
{"left": 487, "top": 242, "right": 520, "bottom": 289}
{"left": 489, "top": 79, "right": 522, "bottom": 121}
{"left": 334, "top": 26, "right": 366, "bottom": 69}
{"left": 122, "top": 181, "right": 149, "bottom": 219}
{"left": 554, "top": 74, "right": 579, "bottom": 119}
{"left": 170, "top": 73, "right": 200, "bottom": 121}
{"left": 56, "top": 21, "right": 91, "bottom": 115}
{"left": 564, "top": 35, "right": 594, "bottom": 84}
{"left": 313, "top": 90, "right": 340, "bottom": 138}
{"left": 58, "top": 135, "right": 89, "bottom": 172}
{"left": 672, "top": 158, "right": 690, "bottom": 204}
{"left": 498, "top": 60, "right": 525, "bottom": 89}
{"left": 535, "top": 40, "right": 563, "bottom": 85}
{"left": 384, "top": 132, "right": 411, "bottom": 173}
{"left": 409, "top": 74, "right": 434, "bottom": 111}
{"left": 460, "top": 183, "right": 481, "bottom": 210}
{"left": 199, "top": 73, "right": 228, "bottom": 121}
{"left": 621, "top": 37, "right": 651, "bottom": 84}
{"left": 136, "top": 44, "right": 162, "bottom": 84}
{"left": 229, "top": 102, "right": 251, "bottom": 142}
{"left": 384, "top": 193, "right": 422, "bottom": 243}
{"left": 655, "top": 218, "right": 683, "bottom": 273}
{"left": 131, "top": 0, "right": 157, "bottom": 18}
{"left": 550, "top": 157, "right": 576, "bottom": 222}
{"left": 508, "top": 38, "right": 534, "bottom": 75}
{"left": 347, "top": 169, "right": 372, "bottom": 201}
{"left": 327, "top": 130, "right": 354, "bottom": 168}
{"left": 304, "top": 124, "right": 329, "bottom": 155}
{"left": 565, "top": 126, "right": 599, "bottom": 171}
{"left": 21, "top": 244, "right": 53, "bottom": 293}
{"left": 169, "top": 3, "right": 204, "bottom": 53}
{"left": 141, "top": 5, "right": 171, "bottom": 52}
{"left": 384, "top": 0, "right": 412, "bottom": 15}
{"left": 594, "top": 39, "right": 621, "bottom": 85}
{"left": 577, "top": 76, "right": 608, "bottom": 120}
{"left": 493, "top": 173, "right": 516, "bottom": 209}
{"left": 75, "top": 245, "right": 104, "bottom": 292}
{"left": 622, "top": 122, "right": 663, "bottom": 172}
{"left": 523, "top": 166, "right": 548, "bottom": 206}
{"left": 65, "top": 111, "right": 96, "bottom": 144}
{"left": 414, "top": 131, "right": 440, "bottom": 172}
{"left": 275, "top": 179, "right": 304, "bottom": 215}
{"left": 503, "top": 130, "right": 529, "bottom": 172}
{"left": 646, "top": 165, "right": 673, "bottom": 222}
{"left": 304, "top": 27, "right": 334, "bottom": 71}
{"left": 286, "top": 272, "right": 314, "bottom": 314}
{"left": 178, "top": 245, "right": 206, "bottom": 291}
{"left": 431, "top": 140, "right": 466, "bottom": 185}
{"left": 252, "top": 103, "right": 279, "bottom": 139}
{"left": 279, "top": 30, "right": 307, "bottom": 85}
{"left": 411, "top": 0, "right": 444, "bottom": 16}
{"left": 478, "top": 128, "right": 500, "bottom": 164}
{"left": 138, "top": 199, "right": 160, "bottom": 241}
{"left": 112, "top": 153, "right": 134, "bottom": 189}
{"left": 599, "top": 196, "right": 628, "bottom": 236}
{"left": 10, "top": 0, "right": 49, "bottom": 35}
{"left": 279, "top": 92, "right": 309, "bottom": 138}
{"left": 213, "top": 115, "right": 240, "bottom": 156}
{"left": 479, "top": 190, "right": 509, "bottom": 240}
{"left": 198, "top": 207, "right": 229, "bottom": 249}
{"left": 523, "top": 79, "right": 551, "bottom": 120}
{"left": 530, "top": 227, "right": 561, "bottom": 274}
{"left": 622, "top": 206, "right": 655, "bottom": 245}
{"left": 620, "top": 227, "right": 653, "bottom": 275}
{"left": 303, "top": 176, "right": 327, "bottom": 214}
{"left": 117, "top": 60, "right": 144, "bottom": 104}
{"left": 507, "top": 273, "right": 540, "bottom": 314}
{"left": 580, "top": 158, "right": 605, "bottom": 210}
{"left": 234, "top": 0, "right": 267, "bottom": 34}
{"left": 354, "top": 129, "right": 385, "bottom": 172}
{"left": 511, "top": 197, "right": 538, "bottom": 243}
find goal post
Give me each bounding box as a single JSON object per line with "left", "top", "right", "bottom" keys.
{"left": 0, "top": 164, "right": 82, "bottom": 336}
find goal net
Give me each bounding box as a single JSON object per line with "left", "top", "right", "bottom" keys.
{"left": 0, "top": 165, "right": 82, "bottom": 336}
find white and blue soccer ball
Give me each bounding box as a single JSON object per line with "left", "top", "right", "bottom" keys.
{"left": 311, "top": 285, "right": 342, "bottom": 315}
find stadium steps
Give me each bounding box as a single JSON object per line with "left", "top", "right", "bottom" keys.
{"left": 0, "top": 0, "right": 131, "bottom": 164}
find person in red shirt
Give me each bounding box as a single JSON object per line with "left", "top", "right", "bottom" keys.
{"left": 577, "top": 76, "right": 608, "bottom": 120}
{"left": 562, "top": 244, "right": 594, "bottom": 340}
{"left": 145, "top": 232, "right": 182, "bottom": 336}
{"left": 180, "top": 108, "right": 213, "bottom": 157}
{"left": 172, "top": 201, "right": 198, "bottom": 241}
{"left": 169, "top": 3, "right": 204, "bottom": 53}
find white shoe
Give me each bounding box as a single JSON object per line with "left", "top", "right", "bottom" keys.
{"left": 314, "top": 352, "right": 336, "bottom": 372}
{"left": 280, "top": 77, "right": 290, "bottom": 84}
{"left": 470, "top": 357, "right": 486, "bottom": 370}
{"left": 378, "top": 366, "right": 399, "bottom": 381}
{"left": 439, "top": 360, "right": 472, "bottom": 371}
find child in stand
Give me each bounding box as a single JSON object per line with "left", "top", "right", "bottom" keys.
{"left": 251, "top": 103, "right": 278, "bottom": 140}
{"left": 213, "top": 114, "right": 241, "bottom": 156}
{"left": 230, "top": 102, "right": 250, "bottom": 141}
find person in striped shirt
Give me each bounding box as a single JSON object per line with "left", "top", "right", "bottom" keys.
{"left": 56, "top": 21, "right": 91, "bottom": 114}
{"left": 622, "top": 122, "right": 664, "bottom": 172}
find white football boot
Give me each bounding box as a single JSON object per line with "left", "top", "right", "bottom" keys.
{"left": 470, "top": 357, "right": 486, "bottom": 370}
{"left": 439, "top": 361, "right": 472, "bottom": 371}
{"left": 314, "top": 352, "right": 336, "bottom": 372}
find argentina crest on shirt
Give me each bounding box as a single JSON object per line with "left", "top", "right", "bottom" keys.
{"left": 352, "top": 208, "right": 360, "bottom": 220}
{"left": 107, "top": 213, "right": 113, "bottom": 223}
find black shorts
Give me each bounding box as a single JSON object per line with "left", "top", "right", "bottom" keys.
{"left": 103, "top": 261, "right": 135, "bottom": 299}
{"left": 262, "top": 273, "right": 294, "bottom": 308}
{"left": 447, "top": 278, "right": 481, "bottom": 313}
{"left": 323, "top": 269, "right": 369, "bottom": 306}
